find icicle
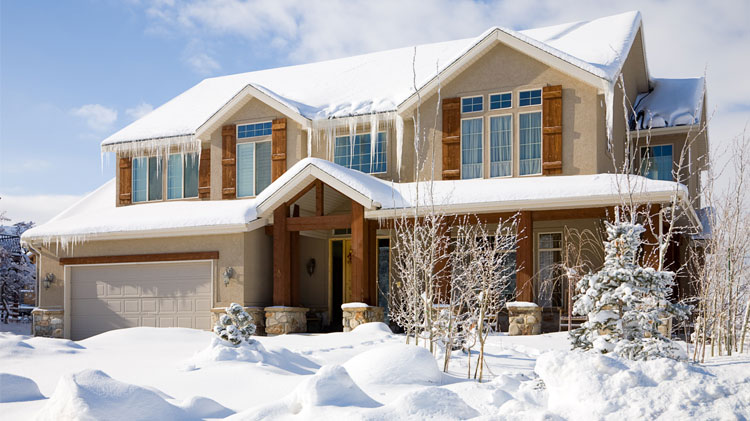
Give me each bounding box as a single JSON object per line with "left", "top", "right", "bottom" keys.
{"left": 100, "top": 134, "right": 201, "bottom": 160}
{"left": 396, "top": 114, "right": 404, "bottom": 178}
{"left": 370, "top": 113, "right": 378, "bottom": 171}
{"left": 306, "top": 127, "right": 312, "bottom": 158}
{"left": 604, "top": 80, "right": 615, "bottom": 151}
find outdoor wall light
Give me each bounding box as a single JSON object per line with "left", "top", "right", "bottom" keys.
{"left": 306, "top": 258, "right": 316, "bottom": 276}
{"left": 223, "top": 267, "right": 234, "bottom": 286}
{"left": 43, "top": 273, "right": 55, "bottom": 289}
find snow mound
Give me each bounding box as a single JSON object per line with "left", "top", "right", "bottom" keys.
{"left": 0, "top": 373, "right": 44, "bottom": 403}
{"left": 188, "top": 337, "right": 318, "bottom": 375}
{"left": 351, "top": 322, "right": 393, "bottom": 335}
{"left": 35, "top": 369, "right": 190, "bottom": 421}
{"left": 535, "top": 350, "right": 750, "bottom": 419}
{"left": 0, "top": 332, "right": 84, "bottom": 359}
{"left": 366, "top": 387, "right": 479, "bottom": 420}
{"left": 178, "top": 396, "right": 235, "bottom": 419}
{"left": 344, "top": 343, "right": 442, "bottom": 385}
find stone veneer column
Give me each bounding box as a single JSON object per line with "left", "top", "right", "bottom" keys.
{"left": 264, "top": 306, "right": 308, "bottom": 335}
{"left": 31, "top": 308, "right": 64, "bottom": 338}
{"left": 211, "top": 306, "right": 266, "bottom": 336}
{"left": 506, "top": 302, "right": 542, "bottom": 336}
{"left": 341, "top": 303, "right": 384, "bottom": 332}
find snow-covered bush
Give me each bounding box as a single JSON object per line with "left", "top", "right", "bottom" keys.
{"left": 213, "top": 303, "right": 256, "bottom": 345}
{"left": 571, "top": 221, "right": 688, "bottom": 360}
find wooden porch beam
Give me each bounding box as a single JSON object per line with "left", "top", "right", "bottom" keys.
{"left": 516, "top": 211, "right": 534, "bottom": 302}
{"left": 286, "top": 181, "right": 317, "bottom": 207}
{"left": 350, "top": 201, "right": 369, "bottom": 303}
{"left": 273, "top": 205, "right": 291, "bottom": 306}
{"left": 290, "top": 205, "right": 300, "bottom": 307}
{"left": 315, "top": 180, "right": 324, "bottom": 217}
{"left": 286, "top": 214, "right": 351, "bottom": 231}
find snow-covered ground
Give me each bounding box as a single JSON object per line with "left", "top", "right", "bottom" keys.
{"left": 0, "top": 324, "right": 748, "bottom": 420}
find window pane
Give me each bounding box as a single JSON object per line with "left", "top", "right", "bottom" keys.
{"left": 640, "top": 145, "right": 673, "bottom": 181}
{"left": 132, "top": 157, "right": 147, "bottom": 203}
{"left": 519, "top": 89, "right": 541, "bottom": 106}
{"left": 490, "top": 93, "right": 511, "bottom": 110}
{"left": 461, "top": 96, "right": 483, "bottom": 113}
{"left": 519, "top": 112, "right": 542, "bottom": 175}
{"left": 237, "top": 121, "right": 272, "bottom": 139}
{"left": 184, "top": 153, "right": 199, "bottom": 198}
{"left": 490, "top": 115, "right": 512, "bottom": 177}
{"left": 539, "top": 233, "right": 562, "bottom": 249}
{"left": 373, "top": 132, "right": 387, "bottom": 173}
{"left": 167, "top": 154, "right": 183, "bottom": 199}
{"left": 352, "top": 134, "right": 372, "bottom": 173}
{"left": 334, "top": 136, "right": 351, "bottom": 167}
{"left": 255, "top": 141, "right": 272, "bottom": 195}
{"left": 461, "top": 118, "right": 483, "bottom": 179}
{"left": 237, "top": 143, "right": 255, "bottom": 197}
{"left": 148, "top": 157, "right": 162, "bottom": 201}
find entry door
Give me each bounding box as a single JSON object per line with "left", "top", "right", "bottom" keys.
{"left": 343, "top": 239, "right": 352, "bottom": 302}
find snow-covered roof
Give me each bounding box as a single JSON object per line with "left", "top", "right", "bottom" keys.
{"left": 632, "top": 78, "right": 705, "bottom": 130}
{"left": 23, "top": 158, "right": 698, "bottom": 247}
{"left": 101, "top": 11, "right": 644, "bottom": 149}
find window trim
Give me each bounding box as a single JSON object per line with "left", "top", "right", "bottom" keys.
{"left": 460, "top": 95, "right": 484, "bottom": 114}
{"left": 236, "top": 138, "right": 272, "bottom": 198}
{"left": 639, "top": 144, "right": 674, "bottom": 181}
{"left": 460, "top": 116, "right": 484, "bottom": 179}
{"left": 236, "top": 120, "right": 273, "bottom": 140}
{"left": 488, "top": 91, "right": 513, "bottom": 110}
{"left": 517, "top": 110, "right": 543, "bottom": 177}
{"left": 131, "top": 155, "right": 164, "bottom": 203}
{"left": 488, "top": 113, "right": 514, "bottom": 179}
{"left": 333, "top": 131, "right": 388, "bottom": 175}
{"left": 166, "top": 152, "right": 200, "bottom": 201}
{"left": 518, "top": 88, "right": 543, "bottom": 107}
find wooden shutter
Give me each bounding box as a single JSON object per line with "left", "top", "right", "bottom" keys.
{"left": 222, "top": 125, "right": 237, "bottom": 199}
{"left": 542, "top": 85, "right": 563, "bottom": 175}
{"left": 198, "top": 147, "right": 211, "bottom": 199}
{"left": 441, "top": 97, "right": 461, "bottom": 180}
{"left": 118, "top": 157, "right": 132, "bottom": 205}
{"left": 271, "top": 118, "right": 287, "bottom": 181}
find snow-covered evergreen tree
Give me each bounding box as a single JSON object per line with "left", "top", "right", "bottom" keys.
{"left": 571, "top": 221, "right": 688, "bottom": 360}
{"left": 213, "top": 303, "right": 256, "bottom": 345}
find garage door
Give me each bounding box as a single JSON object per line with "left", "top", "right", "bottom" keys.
{"left": 70, "top": 261, "right": 212, "bottom": 340}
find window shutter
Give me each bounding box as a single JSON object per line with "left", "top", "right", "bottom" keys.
{"left": 118, "top": 157, "right": 132, "bottom": 205}
{"left": 271, "top": 118, "right": 287, "bottom": 181}
{"left": 222, "top": 125, "right": 237, "bottom": 199}
{"left": 198, "top": 147, "right": 211, "bottom": 199}
{"left": 542, "top": 85, "right": 563, "bottom": 175}
{"left": 441, "top": 97, "right": 461, "bottom": 180}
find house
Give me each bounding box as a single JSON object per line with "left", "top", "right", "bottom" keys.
{"left": 22, "top": 11, "right": 708, "bottom": 340}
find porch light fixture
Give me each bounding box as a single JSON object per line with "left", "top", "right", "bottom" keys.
{"left": 43, "top": 273, "right": 55, "bottom": 289}
{"left": 306, "top": 258, "right": 316, "bottom": 276}
{"left": 223, "top": 267, "right": 234, "bottom": 286}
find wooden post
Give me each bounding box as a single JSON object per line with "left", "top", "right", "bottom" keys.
{"left": 273, "top": 205, "right": 291, "bottom": 306}
{"left": 290, "top": 205, "right": 300, "bottom": 307}
{"left": 350, "top": 201, "right": 369, "bottom": 303}
{"left": 516, "top": 211, "right": 534, "bottom": 302}
{"left": 315, "top": 180, "right": 324, "bottom": 216}
{"left": 367, "top": 220, "right": 378, "bottom": 306}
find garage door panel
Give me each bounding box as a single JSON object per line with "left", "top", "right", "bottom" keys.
{"left": 70, "top": 262, "right": 212, "bottom": 340}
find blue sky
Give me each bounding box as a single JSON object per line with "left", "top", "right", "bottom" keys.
{"left": 1, "top": 0, "right": 748, "bottom": 224}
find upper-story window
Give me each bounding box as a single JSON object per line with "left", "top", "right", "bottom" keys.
{"left": 640, "top": 145, "right": 673, "bottom": 181}
{"left": 167, "top": 153, "right": 199, "bottom": 200}
{"left": 489, "top": 92, "right": 512, "bottom": 110}
{"left": 132, "top": 157, "right": 163, "bottom": 202}
{"left": 461, "top": 117, "right": 483, "bottom": 179}
{"left": 461, "top": 96, "right": 483, "bottom": 113}
{"left": 519, "top": 112, "right": 542, "bottom": 175}
{"left": 237, "top": 141, "right": 272, "bottom": 198}
{"left": 490, "top": 115, "right": 512, "bottom": 177}
{"left": 334, "top": 132, "right": 387, "bottom": 174}
{"left": 238, "top": 121, "right": 272, "bottom": 138}
{"left": 519, "top": 89, "right": 542, "bottom": 107}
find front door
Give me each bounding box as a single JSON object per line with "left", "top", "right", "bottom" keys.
{"left": 330, "top": 238, "right": 353, "bottom": 330}
{"left": 343, "top": 239, "right": 352, "bottom": 303}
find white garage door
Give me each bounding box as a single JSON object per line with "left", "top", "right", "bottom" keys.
{"left": 70, "top": 261, "right": 212, "bottom": 340}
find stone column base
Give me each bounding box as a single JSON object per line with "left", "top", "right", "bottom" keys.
{"left": 211, "top": 306, "right": 266, "bottom": 336}
{"left": 341, "top": 304, "right": 384, "bottom": 332}
{"left": 506, "top": 302, "right": 542, "bottom": 336}
{"left": 31, "top": 308, "right": 64, "bottom": 338}
{"left": 264, "top": 306, "right": 308, "bottom": 335}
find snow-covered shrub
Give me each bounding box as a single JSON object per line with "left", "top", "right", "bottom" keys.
{"left": 213, "top": 303, "right": 256, "bottom": 345}
{"left": 571, "top": 221, "right": 688, "bottom": 360}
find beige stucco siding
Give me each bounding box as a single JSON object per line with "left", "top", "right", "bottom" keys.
{"left": 298, "top": 236, "right": 329, "bottom": 309}
{"left": 243, "top": 228, "right": 273, "bottom": 306}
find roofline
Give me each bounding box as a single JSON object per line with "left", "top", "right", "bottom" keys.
{"left": 627, "top": 124, "right": 701, "bottom": 138}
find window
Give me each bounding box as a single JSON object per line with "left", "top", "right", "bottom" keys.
{"left": 167, "top": 153, "right": 199, "bottom": 200}
{"left": 461, "top": 118, "right": 483, "bottom": 179}
{"left": 237, "top": 121, "right": 272, "bottom": 139}
{"left": 237, "top": 141, "right": 272, "bottom": 197}
{"left": 640, "top": 145, "right": 673, "bottom": 181}
{"left": 519, "top": 89, "right": 542, "bottom": 106}
{"left": 519, "top": 112, "right": 542, "bottom": 175}
{"left": 489, "top": 92, "right": 512, "bottom": 110}
{"left": 132, "top": 156, "right": 162, "bottom": 203}
{"left": 490, "top": 115, "right": 512, "bottom": 177}
{"left": 536, "top": 232, "right": 563, "bottom": 307}
{"left": 333, "top": 132, "right": 387, "bottom": 174}
{"left": 461, "top": 96, "right": 483, "bottom": 113}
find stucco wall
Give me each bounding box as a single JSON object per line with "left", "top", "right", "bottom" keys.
{"left": 298, "top": 236, "right": 329, "bottom": 309}
{"left": 243, "top": 228, "right": 273, "bottom": 306}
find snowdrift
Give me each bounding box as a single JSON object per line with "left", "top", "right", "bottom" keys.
{"left": 344, "top": 343, "right": 443, "bottom": 385}
{"left": 187, "top": 337, "right": 319, "bottom": 375}
{"left": 0, "top": 373, "right": 44, "bottom": 403}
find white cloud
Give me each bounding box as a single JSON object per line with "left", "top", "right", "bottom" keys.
{"left": 3, "top": 159, "right": 51, "bottom": 174}
{"left": 71, "top": 104, "right": 118, "bottom": 131}
{"left": 125, "top": 102, "right": 154, "bottom": 120}
{"left": 184, "top": 51, "right": 222, "bottom": 75}
{"left": 0, "top": 194, "right": 83, "bottom": 225}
